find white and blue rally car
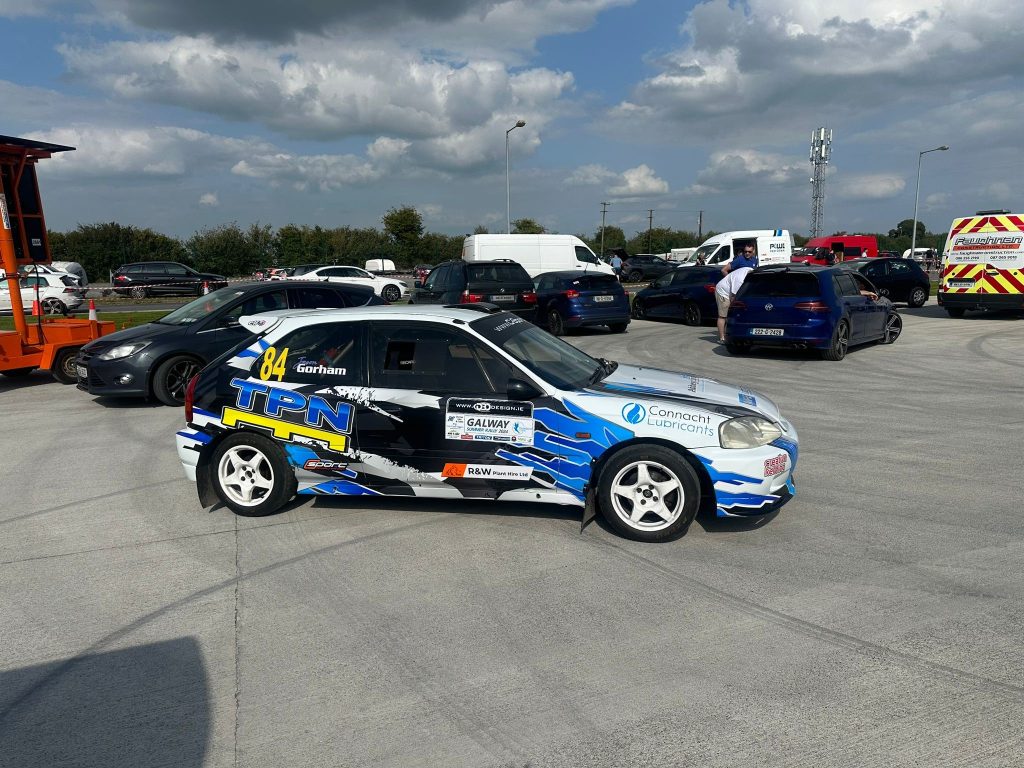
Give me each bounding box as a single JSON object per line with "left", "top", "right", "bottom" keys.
{"left": 176, "top": 304, "right": 798, "bottom": 542}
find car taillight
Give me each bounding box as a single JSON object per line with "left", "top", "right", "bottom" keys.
{"left": 794, "top": 301, "right": 830, "bottom": 313}
{"left": 114, "top": 275, "right": 128, "bottom": 282}
{"left": 184, "top": 374, "right": 199, "bottom": 422}
{"left": 562, "top": 289, "right": 580, "bottom": 299}
{"left": 730, "top": 299, "right": 746, "bottom": 309}
{"left": 704, "top": 284, "right": 716, "bottom": 293}
{"left": 522, "top": 291, "right": 537, "bottom": 304}
{"left": 64, "top": 287, "right": 77, "bottom": 293}
{"left": 461, "top": 290, "right": 485, "bottom": 303}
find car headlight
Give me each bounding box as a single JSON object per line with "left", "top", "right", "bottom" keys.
{"left": 98, "top": 341, "right": 151, "bottom": 361}
{"left": 719, "top": 415, "right": 783, "bottom": 449}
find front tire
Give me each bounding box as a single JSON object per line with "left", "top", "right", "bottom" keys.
{"left": 547, "top": 308, "right": 566, "bottom": 336}
{"left": 212, "top": 432, "right": 296, "bottom": 516}
{"left": 631, "top": 299, "right": 647, "bottom": 319}
{"left": 381, "top": 284, "right": 401, "bottom": 303}
{"left": 50, "top": 346, "right": 81, "bottom": 384}
{"left": 879, "top": 312, "right": 903, "bottom": 344}
{"left": 682, "top": 301, "right": 702, "bottom": 326}
{"left": 908, "top": 286, "right": 927, "bottom": 308}
{"left": 597, "top": 445, "right": 700, "bottom": 542}
{"left": 821, "top": 320, "right": 849, "bottom": 361}
{"left": 626, "top": 270, "right": 643, "bottom": 283}
{"left": 153, "top": 355, "right": 202, "bottom": 406}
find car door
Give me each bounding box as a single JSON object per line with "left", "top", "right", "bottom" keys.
{"left": 848, "top": 272, "right": 887, "bottom": 338}
{"left": 885, "top": 260, "right": 917, "bottom": 302}
{"left": 835, "top": 272, "right": 876, "bottom": 342}
{"left": 359, "top": 321, "right": 526, "bottom": 494}
{"left": 860, "top": 260, "right": 890, "bottom": 298}
{"left": 164, "top": 263, "right": 194, "bottom": 295}
{"left": 643, "top": 273, "right": 676, "bottom": 317}
{"left": 533, "top": 273, "right": 560, "bottom": 318}
{"left": 412, "top": 263, "right": 448, "bottom": 305}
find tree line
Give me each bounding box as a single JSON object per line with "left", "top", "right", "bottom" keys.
{"left": 47, "top": 206, "right": 948, "bottom": 281}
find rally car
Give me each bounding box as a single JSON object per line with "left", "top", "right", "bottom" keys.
{"left": 176, "top": 305, "right": 798, "bottom": 542}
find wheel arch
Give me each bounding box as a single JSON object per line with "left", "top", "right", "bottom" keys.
{"left": 145, "top": 349, "right": 206, "bottom": 397}
{"left": 590, "top": 437, "right": 718, "bottom": 518}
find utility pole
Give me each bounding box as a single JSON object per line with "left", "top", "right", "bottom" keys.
{"left": 647, "top": 209, "right": 654, "bottom": 252}
{"left": 697, "top": 210, "right": 703, "bottom": 240}
{"left": 809, "top": 127, "right": 832, "bottom": 239}
{"left": 600, "top": 201, "right": 610, "bottom": 257}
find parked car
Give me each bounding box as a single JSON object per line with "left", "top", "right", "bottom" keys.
{"left": 620, "top": 254, "right": 678, "bottom": 282}
{"left": 413, "top": 264, "right": 434, "bottom": 283}
{"left": 112, "top": 262, "right": 228, "bottom": 299}
{"left": 533, "top": 270, "right": 629, "bottom": 335}
{"left": 284, "top": 264, "right": 327, "bottom": 278}
{"left": 0, "top": 272, "right": 84, "bottom": 315}
{"left": 76, "top": 282, "right": 382, "bottom": 406}
{"left": 49, "top": 261, "right": 89, "bottom": 286}
{"left": 295, "top": 265, "right": 407, "bottom": 303}
{"left": 840, "top": 257, "right": 930, "bottom": 307}
{"left": 176, "top": 304, "right": 799, "bottom": 542}
{"left": 725, "top": 265, "right": 902, "bottom": 360}
{"left": 631, "top": 266, "right": 721, "bottom": 325}
{"left": 410, "top": 260, "right": 537, "bottom": 318}
{"left": 2, "top": 262, "right": 83, "bottom": 287}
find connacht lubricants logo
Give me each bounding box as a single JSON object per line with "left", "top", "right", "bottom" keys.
{"left": 622, "top": 402, "right": 646, "bottom": 424}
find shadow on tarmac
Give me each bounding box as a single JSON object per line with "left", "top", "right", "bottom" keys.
{"left": 0, "top": 637, "right": 210, "bottom": 768}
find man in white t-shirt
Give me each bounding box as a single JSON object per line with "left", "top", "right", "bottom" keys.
{"left": 715, "top": 266, "right": 753, "bottom": 343}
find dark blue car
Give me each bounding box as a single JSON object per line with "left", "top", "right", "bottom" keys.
{"left": 725, "top": 265, "right": 902, "bottom": 360}
{"left": 631, "top": 266, "right": 721, "bottom": 325}
{"left": 533, "top": 270, "right": 630, "bottom": 335}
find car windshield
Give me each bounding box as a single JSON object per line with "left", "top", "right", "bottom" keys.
{"left": 692, "top": 244, "right": 718, "bottom": 261}
{"left": 471, "top": 313, "right": 611, "bottom": 390}
{"left": 155, "top": 287, "right": 250, "bottom": 325}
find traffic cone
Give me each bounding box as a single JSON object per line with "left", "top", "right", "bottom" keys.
{"left": 202, "top": 281, "right": 210, "bottom": 295}
{"left": 31, "top": 299, "right": 41, "bottom": 316}
{"left": 88, "top": 299, "right": 98, "bottom": 321}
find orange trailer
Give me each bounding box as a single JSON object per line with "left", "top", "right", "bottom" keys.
{"left": 1, "top": 134, "right": 114, "bottom": 382}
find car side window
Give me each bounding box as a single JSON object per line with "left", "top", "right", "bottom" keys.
{"left": 575, "top": 246, "right": 599, "bottom": 264}
{"left": 253, "top": 322, "right": 364, "bottom": 386}
{"left": 889, "top": 261, "right": 911, "bottom": 274}
{"left": 165, "top": 264, "right": 188, "bottom": 277}
{"left": 653, "top": 274, "right": 672, "bottom": 288}
{"left": 711, "top": 246, "right": 731, "bottom": 264}
{"left": 448, "top": 265, "right": 467, "bottom": 291}
{"left": 369, "top": 323, "right": 515, "bottom": 394}
{"left": 292, "top": 286, "right": 350, "bottom": 309}
{"left": 862, "top": 262, "right": 884, "bottom": 278}
{"left": 671, "top": 270, "right": 696, "bottom": 285}
{"left": 835, "top": 273, "right": 862, "bottom": 297}
{"left": 222, "top": 290, "right": 288, "bottom": 323}
{"left": 427, "top": 264, "right": 448, "bottom": 288}
{"left": 536, "top": 275, "right": 555, "bottom": 291}
{"left": 124, "top": 264, "right": 143, "bottom": 275}
{"left": 849, "top": 273, "right": 875, "bottom": 294}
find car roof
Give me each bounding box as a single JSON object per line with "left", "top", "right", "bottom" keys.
{"left": 241, "top": 303, "right": 501, "bottom": 332}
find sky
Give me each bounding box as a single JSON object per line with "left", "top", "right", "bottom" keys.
{"left": 1, "top": 0, "right": 1022, "bottom": 241}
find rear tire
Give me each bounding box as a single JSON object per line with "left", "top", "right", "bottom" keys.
{"left": 908, "top": 286, "right": 927, "bottom": 308}
{"left": 41, "top": 297, "right": 67, "bottom": 315}
{"left": 212, "top": 432, "right": 296, "bottom": 516}
{"left": 50, "top": 347, "right": 81, "bottom": 384}
{"left": 725, "top": 339, "right": 751, "bottom": 355}
{"left": 821, "top": 320, "right": 849, "bottom": 361}
{"left": 946, "top": 307, "right": 965, "bottom": 318}
{"left": 627, "top": 270, "right": 643, "bottom": 283}
{"left": 608, "top": 322, "right": 628, "bottom": 333}
{"left": 597, "top": 445, "right": 700, "bottom": 542}
{"left": 631, "top": 299, "right": 647, "bottom": 319}
{"left": 682, "top": 301, "right": 702, "bottom": 326}
{"left": 129, "top": 286, "right": 147, "bottom": 300}
{"left": 153, "top": 355, "right": 202, "bottom": 406}
{"left": 547, "top": 308, "right": 566, "bottom": 336}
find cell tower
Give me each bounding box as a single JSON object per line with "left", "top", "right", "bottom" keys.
{"left": 809, "top": 127, "right": 832, "bottom": 238}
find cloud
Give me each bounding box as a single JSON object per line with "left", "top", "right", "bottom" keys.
{"left": 834, "top": 174, "right": 906, "bottom": 200}
{"left": 609, "top": 0, "right": 1024, "bottom": 143}
{"left": 924, "top": 192, "right": 950, "bottom": 208}
{"left": 565, "top": 164, "right": 617, "bottom": 185}
{"left": 686, "top": 149, "right": 805, "bottom": 195}
{"left": 607, "top": 164, "right": 669, "bottom": 197}
{"left": 198, "top": 192, "right": 219, "bottom": 206}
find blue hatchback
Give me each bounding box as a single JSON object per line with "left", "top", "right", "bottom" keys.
{"left": 533, "top": 270, "right": 631, "bottom": 335}
{"left": 725, "top": 265, "right": 903, "bottom": 360}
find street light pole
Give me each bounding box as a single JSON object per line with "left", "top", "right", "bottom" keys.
{"left": 506, "top": 119, "right": 526, "bottom": 233}
{"left": 911, "top": 145, "right": 949, "bottom": 260}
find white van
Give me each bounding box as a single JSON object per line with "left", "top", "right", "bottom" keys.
{"left": 687, "top": 230, "right": 792, "bottom": 267}
{"left": 462, "top": 234, "right": 614, "bottom": 278}
{"left": 667, "top": 247, "right": 697, "bottom": 263}
{"left": 365, "top": 258, "right": 397, "bottom": 273}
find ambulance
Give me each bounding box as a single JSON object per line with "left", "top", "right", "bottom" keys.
{"left": 938, "top": 211, "right": 1024, "bottom": 317}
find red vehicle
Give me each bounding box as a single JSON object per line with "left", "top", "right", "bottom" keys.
{"left": 793, "top": 235, "right": 879, "bottom": 265}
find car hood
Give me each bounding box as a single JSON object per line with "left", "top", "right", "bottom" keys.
{"left": 82, "top": 321, "right": 180, "bottom": 351}
{"left": 589, "top": 363, "right": 782, "bottom": 422}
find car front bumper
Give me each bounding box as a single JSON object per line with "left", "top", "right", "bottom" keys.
{"left": 697, "top": 427, "right": 799, "bottom": 517}
{"left": 75, "top": 351, "right": 154, "bottom": 397}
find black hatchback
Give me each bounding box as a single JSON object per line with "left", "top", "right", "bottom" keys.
{"left": 77, "top": 281, "right": 382, "bottom": 405}
{"left": 112, "top": 261, "right": 229, "bottom": 298}
{"left": 410, "top": 260, "right": 537, "bottom": 318}
{"left": 632, "top": 266, "right": 722, "bottom": 325}
{"left": 841, "top": 257, "right": 930, "bottom": 307}
{"left": 620, "top": 254, "right": 678, "bottom": 282}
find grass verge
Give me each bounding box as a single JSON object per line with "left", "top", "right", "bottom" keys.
{"left": 0, "top": 310, "right": 167, "bottom": 332}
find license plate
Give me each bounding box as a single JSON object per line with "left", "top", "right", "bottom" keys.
{"left": 751, "top": 328, "right": 784, "bottom": 336}
{"left": 593, "top": 295, "right": 614, "bottom": 303}
{"left": 76, "top": 365, "right": 87, "bottom": 378}
{"left": 489, "top": 294, "right": 514, "bottom": 302}
{"left": 948, "top": 280, "right": 974, "bottom": 288}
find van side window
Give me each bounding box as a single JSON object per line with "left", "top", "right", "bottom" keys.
{"left": 575, "top": 246, "right": 599, "bottom": 264}
{"left": 711, "top": 246, "right": 731, "bottom": 264}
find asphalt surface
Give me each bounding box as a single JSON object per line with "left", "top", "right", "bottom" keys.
{"left": 1, "top": 302, "right": 1022, "bottom": 768}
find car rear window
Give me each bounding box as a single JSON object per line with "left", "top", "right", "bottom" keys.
{"left": 467, "top": 264, "right": 530, "bottom": 283}
{"left": 738, "top": 272, "right": 821, "bottom": 298}
{"left": 564, "top": 274, "right": 620, "bottom": 290}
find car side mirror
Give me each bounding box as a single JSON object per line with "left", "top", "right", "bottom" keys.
{"left": 507, "top": 378, "right": 541, "bottom": 401}
{"left": 221, "top": 316, "right": 241, "bottom": 328}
